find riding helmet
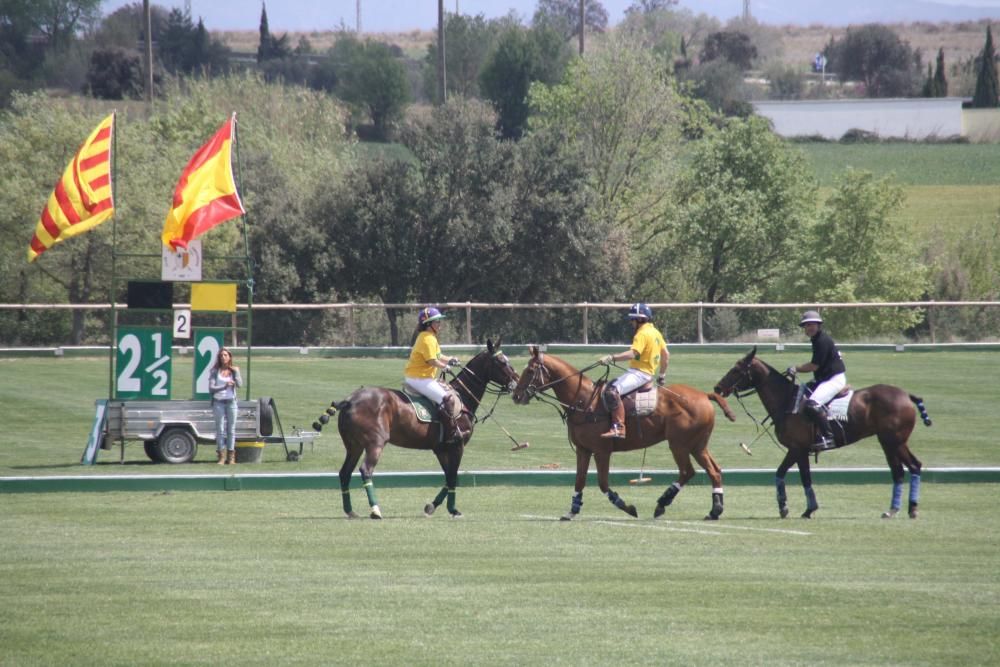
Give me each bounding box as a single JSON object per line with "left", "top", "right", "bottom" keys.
{"left": 799, "top": 310, "right": 823, "bottom": 326}
{"left": 628, "top": 303, "right": 653, "bottom": 320}
{"left": 418, "top": 307, "right": 446, "bottom": 326}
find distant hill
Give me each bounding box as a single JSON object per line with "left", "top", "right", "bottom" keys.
{"left": 706, "top": 0, "right": 1000, "bottom": 26}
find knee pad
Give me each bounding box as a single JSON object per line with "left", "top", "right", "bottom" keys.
{"left": 602, "top": 386, "right": 621, "bottom": 412}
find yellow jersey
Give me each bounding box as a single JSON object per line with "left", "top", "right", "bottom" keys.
{"left": 629, "top": 322, "right": 666, "bottom": 375}
{"left": 405, "top": 330, "right": 442, "bottom": 379}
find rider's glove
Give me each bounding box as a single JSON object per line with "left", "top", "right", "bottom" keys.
{"left": 448, "top": 357, "right": 461, "bottom": 367}
{"left": 656, "top": 374, "right": 666, "bottom": 387}
{"left": 785, "top": 366, "right": 797, "bottom": 377}
{"left": 598, "top": 354, "right": 613, "bottom": 365}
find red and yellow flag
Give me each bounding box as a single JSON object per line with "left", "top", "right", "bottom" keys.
{"left": 28, "top": 113, "right": 115, "bottom": 262}
{"left": 161, "top": 113, "right": 246, "bottom": 251}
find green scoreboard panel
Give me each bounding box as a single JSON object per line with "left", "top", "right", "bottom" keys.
{"left": 116, "top": 327, "right": 173, "bottom": 399}
{"left": 193, "top": 329, "right": 226, "bottom": 399}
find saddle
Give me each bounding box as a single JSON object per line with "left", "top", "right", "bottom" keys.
{"left": 597, "top": 381, "right": 658, "bottom": 418}
{"left": 397, "top": 388, "right": 437, "bottom": 423}
{"left": 789, "top": 382, "right": 853, "bottom": 420}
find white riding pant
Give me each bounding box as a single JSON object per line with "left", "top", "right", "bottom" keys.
{"left": 809, "top": 373, "right": 847, "bottom": 406}
{"left": 610, "top": 368, "right": 653, "bottom": 396}
{"left": 403, "top": 377, "right": 460, "bottom": 418}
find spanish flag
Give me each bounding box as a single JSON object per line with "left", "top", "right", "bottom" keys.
{"left": 161, "top": 113, "right": 245, "bottom": 251}
{"left": 27, "top": 113, "right": 115, "bottom": 262}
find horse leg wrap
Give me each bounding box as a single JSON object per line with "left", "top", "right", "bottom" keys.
{"left": 446, "top": 488, "right": 457, "bottom": 513}
{"left": 341, "top": 487, "right": 353, "bottom": 514}
{"left": 909, "top": 474, "right": 921, "bottom": 505}
{"left": 710, "top": 489, "right": 724, "bottom": 519}
{"left": 363, "top": 478, "right": 379, "bottom": 508}
{"left": 432, "top": 486, "right": 448, "bottom": 508}
{"left": 570, "top": 491, "right": 583, "bottom": 514}
{"left": 890, "top": 481, "right": 903, "bottom": 512}
{"left": 775, "top": 477, "right": 788, "bottom": 508}
{"left": 658, "top": 482, "right": 682, "bottom": 508}
{"left": 804, "top": 486, "right": 818, "bottom": 512}
{"left": 605, "top": 489, "right": 627, "bottom": 511}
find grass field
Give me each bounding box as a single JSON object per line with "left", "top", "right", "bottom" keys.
{"left": 2, "top": 485, "right": 998, "bottom": 665}
{"left": 2, "top": 350, "right": 996, "bottom": 476}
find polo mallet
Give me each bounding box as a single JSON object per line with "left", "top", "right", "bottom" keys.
{"left": 629, "top": 448, "right": 652, "bottom": 484}
{"left": 494, "top": 418, "right": 529, "bottom": 451}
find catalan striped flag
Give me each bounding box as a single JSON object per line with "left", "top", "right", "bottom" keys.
{"left": 161, "top": 113, "right": 246, "bottom": 252}
{"left": 27, "top": 113, "right": 115, "bottom": 262}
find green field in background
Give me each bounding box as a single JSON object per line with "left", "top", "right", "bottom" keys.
{"left": 2, "top": 350, "right": 996, "bottom": 476}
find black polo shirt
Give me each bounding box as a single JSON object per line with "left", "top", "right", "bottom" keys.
{"left": 810, "top": 329, "right": 846, "bottom": 382}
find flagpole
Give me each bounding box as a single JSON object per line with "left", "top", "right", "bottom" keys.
{"left": 108, "top": 111, "right": 118, "bottom": 400}
{"left": 232, "top": 112, "right": 253, "bottom": 399}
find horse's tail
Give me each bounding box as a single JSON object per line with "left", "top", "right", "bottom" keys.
{"left": 312, "top": 399, "right": 349, "bottom": 432}
{"left": 708, "top": 392, "right": 737, "bottom": 422}
{"left": 910, "top": 394, "right": 932, "bottom": 427}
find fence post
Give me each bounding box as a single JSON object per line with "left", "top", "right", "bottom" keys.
{"left": 465, "top": 302, "right": 472, "bottom": 345}
{"left": 697, "top": 302, "right": 704, "bottom": 344}
{"left": 582, "top": 303, "right": 589, "bottom": 345}
{"left": 348, "top": 305, "right": 355, "bottom": 347}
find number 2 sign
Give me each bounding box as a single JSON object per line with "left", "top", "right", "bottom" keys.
{"left": 116, "top": 327, "right": 173, "bottom": 399}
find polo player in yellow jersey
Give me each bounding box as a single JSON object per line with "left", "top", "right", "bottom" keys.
{"left": 597, "top": 302, "right": 669, "bottom": 439}
{"left": 404, "top": 307, "right": 464, "bottom": 444}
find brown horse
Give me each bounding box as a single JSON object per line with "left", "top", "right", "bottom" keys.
{"left": 511, "top": 346, "right": 736, "bottom": 520}
{"left": 713, "top": 347, "right": 932, "bottom": 519}
{"left": 312, "top": 339, "right": 519, "bottom": 519}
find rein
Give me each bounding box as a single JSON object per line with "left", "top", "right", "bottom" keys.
{"left": 523, "top": 360, "right": 606, "bottom": 422}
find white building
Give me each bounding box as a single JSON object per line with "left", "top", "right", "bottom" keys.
{"left": 752, "top": 98, "right": 965, "bottom": 141}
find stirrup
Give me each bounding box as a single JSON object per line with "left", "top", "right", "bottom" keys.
{"left": 600, "top": 424, "right": 626, "bottom": 439}
{"left": 810, "top": 437, "right": 835, "bottom": 453}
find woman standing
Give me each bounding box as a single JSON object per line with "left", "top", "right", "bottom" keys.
{"left": 209, "top": 347, "right": 243, "bottom": 464}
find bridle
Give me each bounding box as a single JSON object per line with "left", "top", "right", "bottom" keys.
{"left": 519, "top": 356, "right": 606, "bottom": 420}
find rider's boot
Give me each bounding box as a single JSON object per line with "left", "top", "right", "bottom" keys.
{"left": 804, "top": 400, "right": 835, "bottom": 452}
{"left": 439, "top": 401, "right": 464, "bottom": 445}
{"left": 600, "top": 402, "right": 626, "bottom": 439}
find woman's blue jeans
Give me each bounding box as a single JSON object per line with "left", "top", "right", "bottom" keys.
{"left": 213, "top": 399, "right": 237, "bottom": 451}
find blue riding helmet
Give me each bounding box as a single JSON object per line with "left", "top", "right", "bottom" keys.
{"left": 628, "top": 303, "right": 653, "bottom": 321}
{"left": 418, "top": 307, "right": 446, "bottom": 326}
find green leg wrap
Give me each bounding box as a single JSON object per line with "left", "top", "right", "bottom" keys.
{"left": 432, "top": 486, "right": 448, "bottom": 507}
{"left": 363, "top": 479, "right": 379, "bottom": 507}
{"left": 341, "top": 487, "right": 353, "bottom": 514}
{"left": 446, "top": 488, "right": 457, "bottom": 513}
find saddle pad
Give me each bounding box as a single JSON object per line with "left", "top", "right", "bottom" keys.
{"left": 397, "top": 388, "right": 437, "bottom": 423}
{"left": 629, "top": 387, "right": 657, "bottom": 418}
{"left": 825, "top": 391, "right": 853, "bottom": 422}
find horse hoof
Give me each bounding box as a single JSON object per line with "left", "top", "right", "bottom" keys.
{"left": 882, "top": 509, "right": 899, "bottom": 519}
{"left": 345, "top": 511, "right": 360, "bottom": 519}
{"left": 624, "top": 505, "right": 638, "bottom": 518}
{"left": 653, "top": 504, "right": 665, "bottom": 519}
{"left": 424, "top": 503, "right": 436, "bottom": 517}
{"left": 370, "top": 505, "right": 383, "bottom": 520}
{"left": 560, "top": 512, "right": 577, "bottom": 521}
{"left": 908, "top": 509, "right": 919, "bottom": 519}
{"left": 449, "top": 510, "right": 463, "bottom": 519}
{"left": 703, "top": 514, "right": 719, "bottom": 521}
{"left": 801, "top": 509, "right": 816, "bottom": 519}
{"left": 779, "top": 506, "right": 789, "bottom": 519}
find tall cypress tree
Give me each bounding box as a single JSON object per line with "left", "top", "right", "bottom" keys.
{"left": 973, "top": 26, "right": 999, "bottom": 107}
{"left": 933, "top": 48, "right": 948, "bottom": 97}
{"left": 257, "top": 2, "right": 273, "bottom": 63}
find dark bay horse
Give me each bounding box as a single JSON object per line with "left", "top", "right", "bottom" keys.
{"left": 511, "top": 346, "right": 736, "bottom": 520}
{"left": 714, "top": 347, "right": 932, "bottom": 519}
{"left": 312, "top": 339, "right": 518, "bottom": 519}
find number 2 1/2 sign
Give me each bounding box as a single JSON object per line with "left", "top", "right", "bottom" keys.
{"left": 116, "top": 327, "right": 172, "bottom": 399}
{"left": 193, "top": 329, "right": 225, "bottom": 399}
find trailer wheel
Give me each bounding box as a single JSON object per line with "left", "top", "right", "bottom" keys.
{"left": 156, "top": 427, "right": 197, "bottom": 464}
{"left": 144, "top": 440, "right": 165, "bottom": 463}
{"left": 259, "top": 397, "right": 274, "bottom": 437}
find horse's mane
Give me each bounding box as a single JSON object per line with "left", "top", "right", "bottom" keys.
{"left": 542, "top": 353, "right": 596, "bottom": 390}
{"left": 751, "top": 355, "right": 795, "bottom": 394}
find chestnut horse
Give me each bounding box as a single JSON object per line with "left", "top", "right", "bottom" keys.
{"left": 511, "top": 346, "right": 736, "bottom": 520}
{"left": 312, "top": 339, "right": 518, "bottom": 519}
{"left": 714, "top": 347, "right": 932, "bottom": 519}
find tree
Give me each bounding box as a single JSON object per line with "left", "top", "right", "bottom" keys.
{"left": 85, "top": 47, "right": 143, "bottom": 99}
{"left": 479, "top": 24, "right": 570, "bottom": 139}
{"left": 13, "top": 0, "right": 101, "bottom": 52}
{"left": 256, "top": 2, "right": 290, "bottom": 64}
{"left": 790, "top": 169, "right": 929, "bottom": 338}
{"left": 700, "top": 30, "right": 756, "bottom": 70}
{"left": 973, "top": 26, "right": 998, "bottom": 108}
{"left": 421, "top": 13, "right": 498, "bottom": 101}
{"left": 625, "top": 0, "right": 679, "bottom": 15}
{"left": 826, "top": 24, "right": 918, "bottom": 98}
{"left": 529, "top": 36, "right": 685, "bottom": 257}
{"left": 159, "top": 8, "right": 230, "bottom": 75}
{"left": 934, "top": 47, "right": 948, "bottom": 96}
{"left": 331, "top": 35, "right": 410, "bottom": 140}
{"left": 533, "top": 0, "right": 608, "bottom": 40}
{"left": 657, "top": 116, "right": 817, "bottom": 307}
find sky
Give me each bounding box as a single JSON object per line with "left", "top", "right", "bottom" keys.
{"left": 98, "top": 0, "right": 1000, "bottom": 32}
